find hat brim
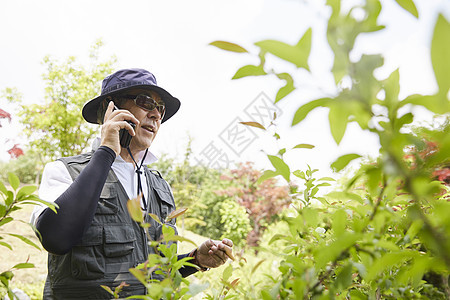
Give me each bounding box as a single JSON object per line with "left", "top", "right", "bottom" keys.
{"left": 82, "top": 84, "right": 180, "bottom": 124}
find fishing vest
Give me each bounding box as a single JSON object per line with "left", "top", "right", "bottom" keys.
{"left": 43, "top": 152, "right": 177, "bottom": 300}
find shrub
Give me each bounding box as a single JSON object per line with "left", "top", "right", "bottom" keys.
{"left": 0, "top": 152, "right": 40, "bottom": 185}
{"left": 0, "top": 173, "right": 56, "bottom": 299}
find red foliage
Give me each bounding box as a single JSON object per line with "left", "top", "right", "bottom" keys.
{"left": 405, "top": 139, "right": 450, "bottom": 186}
{"left": 0, "top": 108, "right": 12, "bottom": 127}
{"left": 8, "top": 144, "right": 24, "bottom": 159}
{"left": 419, "top": 141, "right": 439, "bottom": 159}
{"left": 217, "top": 162, "right": 291, "bottom": 247}
{"left": 433, "top": 168, "right": 450, "bottom": 185}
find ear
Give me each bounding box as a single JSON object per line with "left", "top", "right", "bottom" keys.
{"left": 97, "top": 99, "right": 110, "bottom": 125}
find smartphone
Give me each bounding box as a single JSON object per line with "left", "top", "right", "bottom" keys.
{"left": 114, "top": 105, "right": 136, "bottom": 148}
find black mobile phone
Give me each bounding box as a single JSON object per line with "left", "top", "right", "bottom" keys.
{"left": 114, "top": 105, "right": 136, "bottom": 148}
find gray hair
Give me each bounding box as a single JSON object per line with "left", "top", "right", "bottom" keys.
{"left": 96, "top": 96, "right": 127, "bottom": 125}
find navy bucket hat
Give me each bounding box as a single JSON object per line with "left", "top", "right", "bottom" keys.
{"left": 82, "top": 68, "right": 181, "bottom": 124}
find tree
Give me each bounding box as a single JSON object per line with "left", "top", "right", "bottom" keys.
{"left": 3, "top": 40, "right": 117, "bottom": 166}
{"left": 217, "top": 162, "right": 290, "bottom": 247}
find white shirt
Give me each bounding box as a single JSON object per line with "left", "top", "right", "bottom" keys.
{"left": 30, "top": 138, "right": 158, "bottom": 226}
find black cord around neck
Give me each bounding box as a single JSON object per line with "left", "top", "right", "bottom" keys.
{"left": 127, "top": 147, "right": 149, "bottom": 210}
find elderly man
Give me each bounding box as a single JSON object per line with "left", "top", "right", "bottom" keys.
{"left": 31, "top": 68, "right": 233, "bottom": 299}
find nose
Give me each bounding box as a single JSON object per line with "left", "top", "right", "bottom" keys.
{"left": 146, "top": 108, "right": 162, "bottom": 121}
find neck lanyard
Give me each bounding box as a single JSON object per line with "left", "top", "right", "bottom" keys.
{"left": 127, "top": 147, "right": 149, "bottom": 210}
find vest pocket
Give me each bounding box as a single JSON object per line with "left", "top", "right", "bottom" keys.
{"left": 97, "top": 184, "right": 119, "bottom": 215}
{"left": 71, "top": 225, "right": 104, "bottom": 280}
{"left": 153, "top": 187, "right": 175, "bottom": 221}
{"left": 103, "top": 226, "right": 136, "bottom": 258}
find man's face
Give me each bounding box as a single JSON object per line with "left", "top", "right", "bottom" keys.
{"left": 121, "top": 89, "right": 164, "bottom": 151}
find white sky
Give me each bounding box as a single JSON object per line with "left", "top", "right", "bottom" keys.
{"left": 0, "top": 0, "right": 449, "bottom": 179}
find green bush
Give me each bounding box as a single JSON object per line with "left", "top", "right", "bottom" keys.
{"left": 190, "top": 182, "right": 231, "bottom": 241}
{"left": 0, "top": 153, "right": 40, "bottom": 184}
{"left": 219, "top": 198, "right": 252, "bottom": 247}
{"left": 0, "top": 173, "right": 56, "bottom": 299}
{"left": 205, "top": 0, "right": 450, "bottom": 298}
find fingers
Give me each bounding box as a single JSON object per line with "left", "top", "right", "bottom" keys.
{"left": 100, "top": 101, "right": 139, "bottom": 155}
{"left": 103, "top": 101, "right": 115, "bottom": 124}
{"left": 107, "top": 102, "right": 139, "bottom": 127}
{"left": 213, "top": 242, "right": 234, "bottom": 261}
{"left": 222, "top": 238, "right": 233, "bottom": 247}
{"left": 206, "top": 239, "right": 234, "bottom": 262}
{"left": 208, "top": 249, "right": 227, "bottom": 265}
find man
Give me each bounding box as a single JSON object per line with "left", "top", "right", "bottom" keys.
{"left": 30, "top": 68, "right": 233, "bottom": 299}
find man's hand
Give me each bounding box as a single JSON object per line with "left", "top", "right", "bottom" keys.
{"left": 100, "top": 101, "right": 139, "bottom": 156}
{"left": 195, "top": 238, "right": 234, "bottom": 269}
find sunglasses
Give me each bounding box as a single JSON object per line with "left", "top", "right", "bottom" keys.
{"left": 123, "top": 94, "right": 165, "bottom": 118}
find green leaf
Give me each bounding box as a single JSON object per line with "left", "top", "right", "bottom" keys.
{"left": 394, "top": 112, "right": 413, "bottom": 131}
{"left": 293, "top": 143, "right": 315, "bottom": 149}
{"left": 376, "top": 240, "right": 400, "bottom": 251}
{"left": 5, "top": 191, "right": 14, "bottom": 206}
{"left": 405, "top": 219, "right": 423, "bottom": 241}
{"left": 400, "top": 94, "right": 448, "bottom": 114}
{"left": 366, "top": 251, "right": 418, "bottom": 281}
{"left": 257, "top": 170, "right": 278, "bottom": 184}
{"left": 232, "top": 64, "right": 266, "bottom": 79}
{"left": 318, "top": 177, "right": 335, "bottom": 182}
{"left": 19, "top": 199, "right": 58, "bottom": 214}
{"left": 315, "top": 232, "right": 360, "bottom": 269}
{"left": 0, "top": 241, "right": 12, "bottom": 250}
{"left": 0, "top": 217, "right": 13, "bottom": 227}
{"left": 275, "top": 73, "right": 295, "bottom": 103}
{"left": 127, "top": 197, "right": 144, "bottom": 223}
{"left": 164, "top": 235, "right": 197, "bottom": 247}
{"left": 261, "top": 290, "right": 272, "bottom": 300}
{"left": 394, "top": 0, "right": 419, "bottom": 18}
{"left": 129, "top": 268, "right": 147, "bottom": 285}
{"left": 0, "top": 181, "right": 7, "bottom": 196}
{"left": 383, "top": 69, "right": 400, "bottom": 118}
{"left": 251, "top": 259, "right": 265, "bottom": 275}
{"left": 331, "top": 154, "right": 362, "bottom": 172}
{"left": 222, "top": 264, "right": 233, "bottom": 282}
{"left": 268, "top": 234, "right": 289, "bottom": 245}
{"left": 1, "top": 271, "right": 13, "bottom": 280}
{"left": 267, "top": 155, "right": 290, "bottom": 182}
{"left": 328, "top": 102, "right": 350, "bottom": 145}
{"left": 366, "top": 167, "right": 382, "bottom": 196}
{"left": 255, "top": 28, "right": 312, "bottom": 69}
{"left": 12, "top": 263, "right": 34, "bottom": 269}
{"left": 188, "top": 282, "right": 209, "bottom": 297}
{"left": 16, "top": 185, "right": 38, "bottom": 201}
{"left": 8, "top": 233, "right": 40, "bottom": 250}
{"left": 326, "top": 191, "right": 363, "bottom": 203}
{"left": 335, "top": 263, "right": 353, "bottom": 291}
{"left": 293, "top": 170, "right": 305, "bottom": 179}
{"left": 161, "top": 224, "right": 175, "bottom": 239}
{"left": 239, "top": 121, "right": 266, "bottom": 130}
{"left": 292, "top": 98, "right": 332, "bottom": 126}
{"left": 209, "top": 41, "right": 248, "bottom": 53}
{"left": 332, "top": 209, "right": 347, "bottom": 237}
{"left": 431, "top": 14, "right": 450, "bottom": 97}
{"left": 166, "top": 208, "right": 188, "bottom": 222}
{"left": 8, "top": 173, "right": 20, "bottom": 191}
{"left": 100, "top": 285, "right": 114, "bottom": 296}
